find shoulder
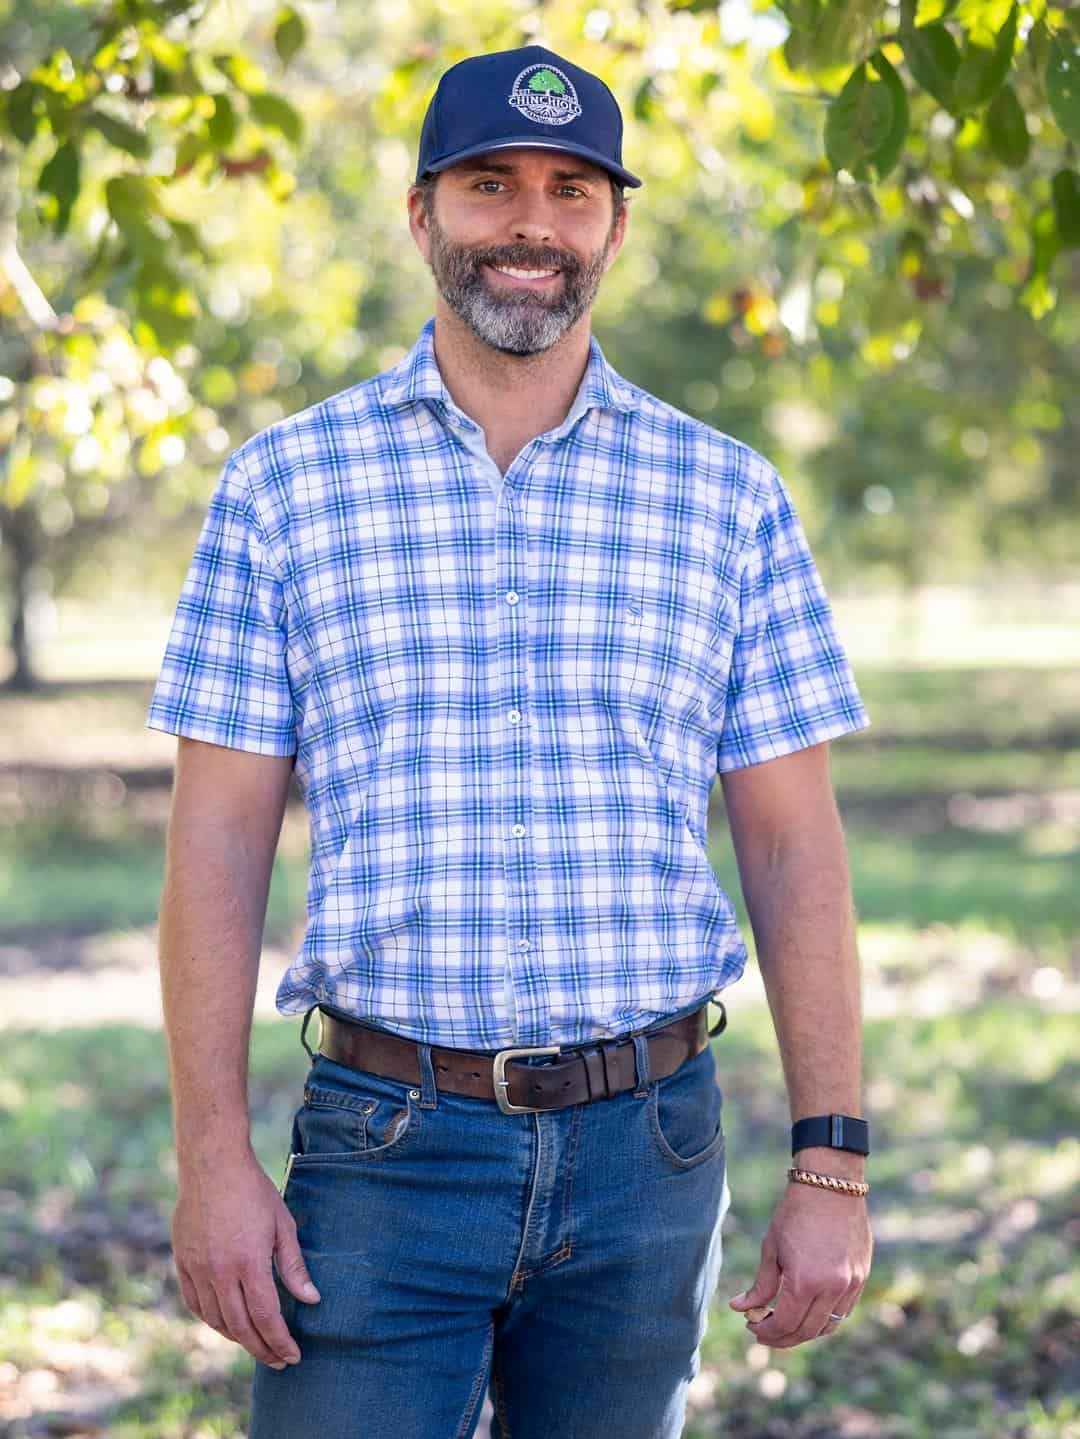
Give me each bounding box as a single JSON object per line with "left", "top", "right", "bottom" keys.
{"left": 232, "top": 371, "right": 389, "bottom": 484}
{"left": 625, "top": 383, "right": 784, "bottom": 533}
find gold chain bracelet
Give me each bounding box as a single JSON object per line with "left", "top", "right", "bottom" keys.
{"left": 788, "top": 1166, "right": 870, "bottom": 1197}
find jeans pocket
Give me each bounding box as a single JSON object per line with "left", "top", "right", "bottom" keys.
{"left": 290, "top": 1060, "right": 421, "bottom": 1167}
{"left": 648, "top": 1044, "right": 725, "bottom": 1171}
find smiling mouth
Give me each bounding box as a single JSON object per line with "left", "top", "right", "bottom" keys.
{"left": 484, "top": 263, "right": 562, "bottom": 288}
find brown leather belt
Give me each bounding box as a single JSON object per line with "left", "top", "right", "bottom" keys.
{"left": 315, "top": 1000, "right": 726, "bottom": 1115}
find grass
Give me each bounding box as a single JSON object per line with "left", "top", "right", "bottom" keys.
{"left": 1, "top": 649, "right": 1078, "bottom": 1438}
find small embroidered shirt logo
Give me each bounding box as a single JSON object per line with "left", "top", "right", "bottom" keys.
{"left": 508, "top": 63, "right": 583, "bottom": 126}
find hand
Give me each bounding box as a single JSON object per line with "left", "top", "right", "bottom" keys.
{"left": 171, "top": 1151, "right": 321, "bottom": 1369}
{"left": 728, "top": 1180, "right": 872, "bottom": 1348}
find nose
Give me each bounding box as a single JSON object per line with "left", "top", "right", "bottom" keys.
{"left": 506, "top": 185, "right": 557, "bottom": 244}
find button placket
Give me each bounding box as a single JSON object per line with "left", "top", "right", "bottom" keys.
{"left": 494, "top": 459, "right": 544, "bottom": 1043}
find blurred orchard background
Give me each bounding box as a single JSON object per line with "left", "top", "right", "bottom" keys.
{"left": 1, "top": 0, "right": 1078, "bottom": 1435}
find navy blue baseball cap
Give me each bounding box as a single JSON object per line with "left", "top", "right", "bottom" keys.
{"left": 415, "top": 45, "right": 642, "bottom": 190}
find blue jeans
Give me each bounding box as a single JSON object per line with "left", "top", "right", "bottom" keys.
{"left": 249, "top": 1007, "right": 732, "bottom": 1438}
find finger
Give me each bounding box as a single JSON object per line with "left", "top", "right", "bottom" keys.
{"left": 729, "top": 1238, "right": 781, "bottom": 1315}
{"left": 746, "top": 1281, "right": 815, "bottom": 1347}
{"left": 215, "top": 1275, "right": 299, "bottom": 1369}
{"left": 240, "top": 1263, "right": 304, "bottom": 1366}
{"left": 820, "top": 1277, "right": 862, "bottom": 1336}
{"left": 189, "top": 1271, "right": 229, "bottom": 1336}
{"left": 174, "top": 1259, "right": 203, "bottom": 1321}
{"left": 757, "top": 1283, "right": 853, "bottom": 1349}
{"left": 274, "top": 1219, "right": 320, "bottom": 1304}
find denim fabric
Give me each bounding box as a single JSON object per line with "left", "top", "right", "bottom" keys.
{"left": 249, "top": 1025, "right": 732, "bottom": 1438}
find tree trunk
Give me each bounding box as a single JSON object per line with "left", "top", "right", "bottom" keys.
{"left": 1, "top": 501, "right": 40, "bottom": 692}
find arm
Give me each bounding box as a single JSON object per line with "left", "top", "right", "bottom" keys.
{"left": 159, "top": 735, "right": 293, "bottom": 1172}
{"left": 159, "top": 742, "right": 291, "bottom": 1168}
{"left": 159, "top": 735, "right": 319, "bottom": 1371}
{"left": 720, "top": 740, "right": 865, "bottom": 1181}
{"left": 718, "top": 740, "right": 872, "bottom": 1347}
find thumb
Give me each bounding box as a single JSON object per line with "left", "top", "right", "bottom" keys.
{"left": 275, "top": 1219, "right": 321, "bottom": 1304}
{"left": 729, "top": 1251, "right": 781, "bottom": 1311}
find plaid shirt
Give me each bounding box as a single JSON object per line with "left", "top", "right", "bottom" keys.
{"left": 147, "top": 317, "right": 869, "bottom": 1050}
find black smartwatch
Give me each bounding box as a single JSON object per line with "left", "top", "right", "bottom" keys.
{"left": 791, "top": 1114, "right": 870, "bottom": 1157}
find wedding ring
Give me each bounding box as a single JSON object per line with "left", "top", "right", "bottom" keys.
{"left": 828, "top": 1312, "right": 847, "bottom": 1321}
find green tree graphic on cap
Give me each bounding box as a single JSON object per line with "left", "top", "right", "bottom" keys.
{"left": 528, "top": 69, "right": 565, "bottom": 95}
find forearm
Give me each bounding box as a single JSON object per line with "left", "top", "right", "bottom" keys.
{"left": 737, "top": 815, "right": 866, "bottom": 1180}
{"left": 158, "top": 808, "right": 277, "bottom": 1176}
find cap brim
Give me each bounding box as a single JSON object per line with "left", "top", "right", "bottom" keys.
{"left": 420, "top": 137, "right": 642, "bottom": 189}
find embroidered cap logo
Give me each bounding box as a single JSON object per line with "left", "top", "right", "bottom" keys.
{"left": 508, "top": 63, "right": 583, "bottom": 126}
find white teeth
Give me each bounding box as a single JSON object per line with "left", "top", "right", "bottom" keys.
{"left": 493, "top": 266, "right": 558, "bottom": 279}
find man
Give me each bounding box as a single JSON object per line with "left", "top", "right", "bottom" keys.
{"left": 148, "top": 43, "right": 873, "bottom": 1439}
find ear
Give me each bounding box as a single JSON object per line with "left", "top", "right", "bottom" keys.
{"left": 602, "top": 199, "right": 628, "bottom": 274}
{"left": 407, "top": 186, "right": 433, "bottom": 266}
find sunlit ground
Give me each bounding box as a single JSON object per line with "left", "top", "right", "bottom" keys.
{"left": 1, "top": 588, "right": 1077, "bottom": 1438}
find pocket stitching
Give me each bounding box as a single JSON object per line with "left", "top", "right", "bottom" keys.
{"left": 647, "top": 1073, "right": 726, "bottom": 1171}
{"left": 291, "top": 1091, "right": 421, "bottom": 1166}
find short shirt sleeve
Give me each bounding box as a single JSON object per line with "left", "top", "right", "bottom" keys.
{"left": 716, "top": 467, "right": 870, "bottom": 772}
{"left": 146, "top": 449, "right": 297, "bottom": 756}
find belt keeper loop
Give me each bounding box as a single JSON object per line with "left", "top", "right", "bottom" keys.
{"left": 416, "top": 1042, "right": 438, "bottom": 1109}
{"left": 631, "top": 1033, "right": 650, "bottom": 1097}
{"left": 300, "top": 1004, "right": 322, "bottom": 1064}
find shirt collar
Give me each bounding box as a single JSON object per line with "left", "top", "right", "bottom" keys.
{"left": 377, "top": 316, "right": 639, "bottom": 426}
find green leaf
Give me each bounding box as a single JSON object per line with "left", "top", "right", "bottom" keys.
{"left": 84, "top": 110, "right": 151, "bottom": 159}
{"left": 4, "top": 81, "right": 39, "bottom": 145}
{"left": 172, "top": 130, "right": 211, "bottom": 177}
{"left": 1051, "top": 169, "right": 1080, "bottom": 247}
{"left": 105, "top": 174, "right": 164, "bottom": 252}
{"left": 824, "top": 63, "right": 895, "bottom": 181}
{"left": 633, "top": 76, "right": 659, "bottom": 122}
{"left": 901, "top": 22, "right": 961, "bottom": 110}
{"left": 38, "top": 140, "right": 80, "bottom": 234}
{"left": 144, "top": 31, "right": 187, "bottom": 72}
{"left": 211, "top": 52, "right": 267, "bottom": 94}
{"left": 985, "top": 81, "right": 1029, "bottom": 165}
{"left": 207, "top": 93, "right": 237, "bottom": 148}
{"left": 1046, "top": 27, "right": 1080, "bottom": 143}
{"left": 953, "top": 0, "right": 1013, "bottom": 47}
{"left": 132, "top": 254, "right": 199, "bottom": 351}
{"left": 868, "top": 49, "right": 910, "bottom": 180}
{"left": 248, "top": 91, "right": 303, "bottom": 144}
{"left": 1027, "top": 16, "right": 1050, "bottom": 75}
{"left": 274, "top": 6, "right": 307, "bottom": 68}
{"left": 952, "top": 2, "right": 1017, "bottom": 112}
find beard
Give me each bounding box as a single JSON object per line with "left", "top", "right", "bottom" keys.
{"left": 424, "top": 205, "right": 613, "bottom": 356}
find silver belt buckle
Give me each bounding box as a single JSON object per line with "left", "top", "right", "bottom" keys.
{"left": 492, "top": 1046, "right": 562, "bottom": 1114}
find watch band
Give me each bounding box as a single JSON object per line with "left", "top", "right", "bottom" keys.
{"left": 791, "top": 1114, "right": 870, "bottom": 1156}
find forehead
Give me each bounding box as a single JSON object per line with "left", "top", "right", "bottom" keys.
{"left": 443, "top": 148, "right": 610, "bottom": 183}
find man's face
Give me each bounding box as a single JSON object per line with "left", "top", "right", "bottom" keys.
{"left": 410, "top": 148, "right": 626, "bottom": 356}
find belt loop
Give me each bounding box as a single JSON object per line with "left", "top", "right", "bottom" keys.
{"left": 631, "top": 1032, "right": 651, "bottom": 1098}
{"left": 300, "top": 1004, "right": 322, "bottom": 1064}
{"left": 416, "top": 1042, "right": 438, "bottom": 1109}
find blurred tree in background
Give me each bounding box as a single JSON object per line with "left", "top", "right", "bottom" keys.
{"left": 1, "top": 0, "right": 1077, "bottom": 688}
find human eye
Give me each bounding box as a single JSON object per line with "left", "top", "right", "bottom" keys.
{"left": 475, "top": 179, "right": 504, "bottom": 193}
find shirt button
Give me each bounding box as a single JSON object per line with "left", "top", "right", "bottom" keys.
{"left": 511, "top": 823, "right": 526, "bottom": 837}
{"left": 506, "top": 590, "right": 519, "bottom": 605}
{"left": 517, "top": 939, "right": 531, "bottom": 952}
{"left": 508, "top": 709, "right": 522, "bottom": 724}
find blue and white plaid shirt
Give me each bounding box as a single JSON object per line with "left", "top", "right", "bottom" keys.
{"left": 147, "top": 316, "right": 869, "bottom": 1050}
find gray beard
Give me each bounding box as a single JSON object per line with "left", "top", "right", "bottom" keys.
{"left": 426, "top": 216, "right": 611, "bottom": 356}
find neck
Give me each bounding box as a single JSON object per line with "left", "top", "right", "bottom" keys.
{"left": 430, "top": 300, "right": 591, "bottom": 444}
